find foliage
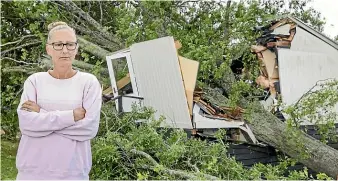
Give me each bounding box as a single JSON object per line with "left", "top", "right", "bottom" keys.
{"left": 334, "top": 35, "right": 338, "bottom": 42}
{"left": 1, "top": 0, "right": 326, "bottom": 139}
{"left": 91, "top": 104, "right": 312, "bottom": 180}
{"left": 283, "top": 79, "right": 338, "bottom": 144}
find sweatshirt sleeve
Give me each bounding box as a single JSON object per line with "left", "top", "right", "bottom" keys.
{"left": 55, "top": 75, "right": 102, "bottom": 142}
{"left": 17, "top": 75, "right": 76, "bottom": 137}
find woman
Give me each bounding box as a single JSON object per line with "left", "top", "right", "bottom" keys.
{"left": 16, "top": 22, "right": 102, "bottom": 180}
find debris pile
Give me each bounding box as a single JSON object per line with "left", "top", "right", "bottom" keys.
{"left": 252, "top": 19, "right": 296, "bottom": 95}
{"left": 103, "top": 40, "right": 245, "bottom": 122}
{"left": 193, "top": 88, "right": 244, "bottom": 120}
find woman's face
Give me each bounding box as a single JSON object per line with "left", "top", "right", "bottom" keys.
{"left": 46, "top": 28, "right": 78, "bottom": 69}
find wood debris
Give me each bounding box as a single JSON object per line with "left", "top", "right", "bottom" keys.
{"left": 252, "top": 17, "right": 297, "bottom": 98}
{"left": 193, "top": 89, "right": 244, "bottom": 120}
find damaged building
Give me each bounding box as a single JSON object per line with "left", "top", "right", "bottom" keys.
{"left": 103, "top": 15, "right": 338, "bottom": 175}
{"left": 251, "top": 15, "right": 338, "bottom": 145}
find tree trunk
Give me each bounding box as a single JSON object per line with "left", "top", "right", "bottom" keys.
{"left": 249, "top": 102, "right": 338, "bottom": 177}
{"left": 204, "top": 87, "right": 338, "bottom": 178}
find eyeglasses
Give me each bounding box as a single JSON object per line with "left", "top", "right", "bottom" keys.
{"left": 47, "top": 42, "right": 78, "bottom": 51}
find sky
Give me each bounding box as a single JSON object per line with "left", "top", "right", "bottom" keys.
{"left": 309, "top": 0, "right": 338, "bottom": 38}
{"left": 228, "top": 0, "right": 338, "bottom": 39}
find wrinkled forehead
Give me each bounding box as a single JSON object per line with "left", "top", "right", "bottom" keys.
{"left": 49, "top": 29, "right": 77, "bottom": 43}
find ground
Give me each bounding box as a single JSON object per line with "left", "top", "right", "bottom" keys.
{"left": 1, "top": 139, "right": 18, "bottom": 180}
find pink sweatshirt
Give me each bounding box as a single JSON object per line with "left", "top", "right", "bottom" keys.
{"left": 16, "top": 71, "right": 102, "bottom": 180}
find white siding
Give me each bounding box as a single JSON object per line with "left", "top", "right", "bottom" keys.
{"left": 278, "top": 27, "right": 338, "bottom": 125}
{"left": 130, "top": 36, "right": 193, "bottom": 129}
{"left": 290, "top": 27, "right": 337, "bottom": 55}
{"left": 278, "top": 50, "right": 338, "bottom": 124}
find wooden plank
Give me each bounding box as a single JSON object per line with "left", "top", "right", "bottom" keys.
{"left": 175, "top": 40, "right": 182, "bottom": 50}
{"left": 199, "top": 100, "right": 216, "bottom": 114}
{"left": 102, "top": 73, "right": 131, "bottom": 95}
{"left": 178, "top": 56, "right": 199, "bottom": 116}
{"left": 103, "top": 86, "right": 113, "bottom": 95}
{"left": 261, "top": 49, "right": 277, "bottom": 79}
{"left": 269, "top": 19, "right": 287, "bottom": 30}
{"left": 116, "top": 73, "right": 131, "bottom": 89}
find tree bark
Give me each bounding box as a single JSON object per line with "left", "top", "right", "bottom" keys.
{"left": 248, "top": 102, "right": 338, "bottom": 177}
{"left": 55, "top": 1, "right": 123, "bottom": 48}
{"left": 204, "top": 87, "right": 338, "bottom": 178}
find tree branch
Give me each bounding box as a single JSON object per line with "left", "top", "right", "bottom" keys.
{"left": 0, "top": 57, "right": 39, "bottom": 65}
{"left": 0, "top": 35, "right": 37, "bottom": 47}
{"left": 294, "top": 78, "right": 337, "bottom": 108}
{"left": 40, "top": 55, "right": 109, "bottom": 76}
{"left": 184, "top": 158, "right": 200, "bottom": 172}
{"left": 130, "top": 149, "right": 220, "bottom": 180}
{"left": 1, "top": 41, "right": 43, "bottom": 55}
{"left": 1, "top": 66, "right": 38, "bottom": 74}
{"left": 99, "top": 1, "right": 103, "bottom": 25}
{"left": 77, "top": 36, "right": 112, "bottom": 60}
{"left": 72, "top": 24, "right": 116, "bottom": 49}
{"left": 55, "top": 1, "right": 123, "bottom": 48}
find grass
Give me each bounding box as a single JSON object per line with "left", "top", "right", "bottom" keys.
{"left": 1, "top": 139, "right": 18, "bottom": 180}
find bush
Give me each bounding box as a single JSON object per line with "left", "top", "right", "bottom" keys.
{"left": 90, "top": 104, "right": 314, "bottom": 180}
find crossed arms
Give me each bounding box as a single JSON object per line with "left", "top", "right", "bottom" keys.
{"left": 17, "top": 76, "right": 102, "bottom": 142}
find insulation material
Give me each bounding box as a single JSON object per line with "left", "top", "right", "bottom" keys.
{"left": 271, "top": 24, "right": 291, "bottom": 35}
{"left": 178, "top": 56, "right": 199, "bottom": 116}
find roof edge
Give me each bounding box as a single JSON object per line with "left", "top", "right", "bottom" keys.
{"left": 286, "top": 15, "right": 338, "bottom": 50}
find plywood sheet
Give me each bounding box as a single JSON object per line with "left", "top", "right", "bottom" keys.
{"left": 130, "top": 36, "right": 192, "bottom": 129}
{"left": 178, "top": 56, "right": 199, "bottom": 116}
{"left": 261, "top": 49, "right": 277, "bottom": 79}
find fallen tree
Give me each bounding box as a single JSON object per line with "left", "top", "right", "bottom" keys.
{"left": 82, "top": 38, "right": 338, "bottom": 177}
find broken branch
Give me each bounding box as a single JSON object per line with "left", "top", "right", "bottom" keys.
{"left": 1, "top": 41, "right": 43, "bottom": 55}
{"left": 130, "top": 149, "right": 220, "bottom": 180}
{"left": 1, "top": 57, "right": 39, "bottom": 65}
{"left": 0, "top": 35, "right": 37, "bottom": 47}
{"left": 56, "top": 1, "right": 123, "bottom": 48}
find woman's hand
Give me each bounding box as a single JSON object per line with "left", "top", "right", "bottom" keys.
{"left": 21, "top": 100, "right": 41, "bottom": 113}
{"left": 73, "top": 107, "right": 86, "bottom": 122}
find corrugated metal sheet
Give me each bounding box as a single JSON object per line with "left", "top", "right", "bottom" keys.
{"left": 277, "top": 48, "right": 338, "bottom": 124}
{"left": 130, "top": 36, "right": 193, "bottom": 129}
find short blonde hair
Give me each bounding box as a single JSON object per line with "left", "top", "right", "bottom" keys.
{"left": 47, "top": 21, "right": 76, "bottom": 42}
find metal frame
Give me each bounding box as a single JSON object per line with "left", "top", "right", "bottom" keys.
{"left": 106, "top": 49, "right": 141, "bottom": 112}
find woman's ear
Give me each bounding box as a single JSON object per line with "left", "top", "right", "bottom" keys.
{"left": 46, "top": 44, "right": 51, "bottom": 56}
